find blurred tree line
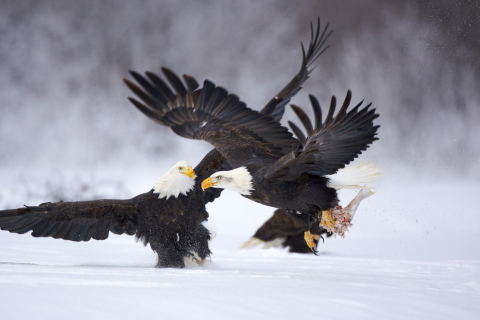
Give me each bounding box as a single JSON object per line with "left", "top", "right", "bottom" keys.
{"left": 0, "top": 0, "right": 478, "bottom": 178}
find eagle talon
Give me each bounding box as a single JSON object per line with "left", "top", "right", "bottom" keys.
{"left": 321, "top": 209, "right": 335, "bottom": 229}
{"left": 304, "top": 230, "right": 321, "bottom": 253}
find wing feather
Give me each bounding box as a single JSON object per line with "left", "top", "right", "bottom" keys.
{"left": 0, "top": 198, "right": 142, "bottom": 242}
{"left": 126, "top": 69, "right": 297, "bottom": 167}
{"left": 161, "top": 67, "right": 188, "bottom": 106}
{"left": 124, "top": 18, "right": 335, "bottom": 167}
{"left": 260, "top": 17, "right": 332, "bottom": 122}
{"left": 266, "top": 90, "right": 379, "bottom": 179}
{"left": 124, "top": 18, "right": 333, "bottom": 164}
{"left": 182, "top": 73, "right": 200, "bottom": 92}
{"left": 288, "top": 121, "right": 307, "bottom": 146}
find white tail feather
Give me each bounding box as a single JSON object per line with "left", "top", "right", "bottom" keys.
{"left": 240, "top": 238, "right": 264, "bottom": 249}
{"left": 262, "top": 237, "right": 286, "bottom": 249}
{"left": 240, "top": 237, "right": 286, "bottom": 249}
{"left": 326, "top": 161, "right": 382, "bottom": 190}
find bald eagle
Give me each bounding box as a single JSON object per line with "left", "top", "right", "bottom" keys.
{"left": 237, "top": 93, "right": 382, "bottom": 253}
{"left": 200, "top": 91, "right": 380, "bottom": 252}
{"left": 0, "top": 159, "right": 223, "bottom": 268}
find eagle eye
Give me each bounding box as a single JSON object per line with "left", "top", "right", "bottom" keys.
{"left": 216, "top": 176, "right": 222, "bottom": 180}
{"left": 178, "top": 166, "right": 183, "bottom": 170}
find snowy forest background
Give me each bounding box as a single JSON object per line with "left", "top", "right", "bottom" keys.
{"left": 1, "top": 0, "right": 478, "bottom": 198}
{"left": 0, "top": 1, "right": 479, "bottom": 319}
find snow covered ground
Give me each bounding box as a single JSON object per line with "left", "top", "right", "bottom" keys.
{"left": 1, "top": 1, "right": 479, "bottom": 319}
{"left": 1, "top": 169, "right": 479, "bottom": 320}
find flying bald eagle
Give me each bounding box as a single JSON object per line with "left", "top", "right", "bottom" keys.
{"left": 200, "top": 91, "right": 380, "bottom": 252}
{"left": 241, "top": 98, "right": 382, "bottom": 253}
{"left": 0, "top": 159, "right": 223, "bottom": 268}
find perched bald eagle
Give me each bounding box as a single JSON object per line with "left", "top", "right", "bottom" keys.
{"left": 0, "top": 159, "right": 223, "bottom": 268}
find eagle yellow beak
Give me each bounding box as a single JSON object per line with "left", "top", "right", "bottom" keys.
{"left": 183, "top": 166, "right": 195, "bottom": 179}
{"left": 202, "top": 177, "right": 216, "bottom": 190}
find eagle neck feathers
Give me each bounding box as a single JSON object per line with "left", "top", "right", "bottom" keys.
{"left": 153, "top": 171, "right": 195, "bottom": 200}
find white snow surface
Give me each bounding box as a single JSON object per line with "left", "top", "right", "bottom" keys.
{"left": 0, "top": 170, "right": 479, "bottom": 320}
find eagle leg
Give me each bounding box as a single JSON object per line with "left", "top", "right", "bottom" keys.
{"left": 304, "top": 230, "right": 320, "bottom": 255}
{"left": 152, "top": 241, "right": 186, "bottom": 268}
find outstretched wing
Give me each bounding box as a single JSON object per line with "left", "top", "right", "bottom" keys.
{"left": 0, "top": 197, "right": 141, "bottom": 242}
{"left": 260, "top": 17, "right": 332, "bottom": 122}
{"left": 266, "top": 90, "right": 380, "bottom": 180}
{"left": 124, "top": 18, "right": 332, "bottom": 167}
{"left": 125, "top": 68, "right": 297, "bottom": 167}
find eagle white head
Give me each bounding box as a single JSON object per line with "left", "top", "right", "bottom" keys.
{"left": 153, "top": 160, "right": 195, "bottom": 199}
{"left": 201, "top": 167, "right": 253, "bottom": 196}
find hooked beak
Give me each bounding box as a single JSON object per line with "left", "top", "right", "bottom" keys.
{"left": 202, "top": 177, "right": 218, "bottom": 190}
{"left": 183, "top": 166, "right": 195, "bottom": 179}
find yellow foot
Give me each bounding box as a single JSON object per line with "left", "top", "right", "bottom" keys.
{"left": 196, "top": 258, "right": 206, "bottom": 266}
{"left": 321, "top": 209, "right": 335, "bottom": 229}
{"left": 304, "top": 230, "right": 320, "bottom": 253}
